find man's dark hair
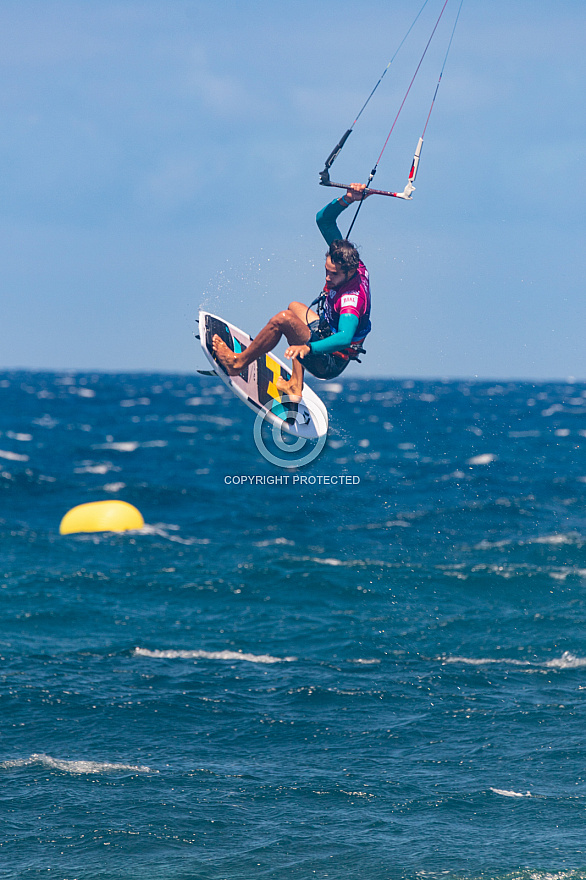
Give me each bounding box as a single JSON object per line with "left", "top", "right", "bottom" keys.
{"left": 327, "top": 239, "right": 360, "bottom": 275}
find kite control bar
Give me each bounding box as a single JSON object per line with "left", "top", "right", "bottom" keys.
{"left": 319, "top": 134, "right": 422, "bottom": 203}
{"left": 315, "top": 0, "right": 465, "bottom": 224}
{"left": 319, "top": 176, "right": 416, "bottom": 201}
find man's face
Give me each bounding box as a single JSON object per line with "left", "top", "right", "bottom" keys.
{"left": 325, "top": 256, "right": 347, "bottom": 289}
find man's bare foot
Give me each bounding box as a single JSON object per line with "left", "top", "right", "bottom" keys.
{"left": 212, "top": 335, "right": 243, "bottom": 375}
{"left": 276, "top": 375, "right": 303, "bottom": 403}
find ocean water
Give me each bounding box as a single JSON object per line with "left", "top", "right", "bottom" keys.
{"left": 1, "top": 371, "right": 586, "bottom": 880}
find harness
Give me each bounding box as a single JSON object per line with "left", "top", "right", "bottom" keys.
{"left": 308, "top": 291, "right": 368, "bottom": 363}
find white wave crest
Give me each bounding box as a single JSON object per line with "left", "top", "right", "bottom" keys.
{"left": 136, "top": 523, "right": 210, "bottom": 545}
{"left": 524, "top": 873, "right": 586, "bottom": 880}
{"left": 93, "top": 441, "right": 139, "bottom": 452}
{"left": 490, "top": 787, "right": 531, "bottom": 798}
{"left": 477, "top": 532, "right": 582, "bottom": 551}
{"left": 0, "top": 449, "right": 29, "bottom": 462}
{"left": 467, "top": 453, "right": 497, "bottom": 465}
{"left": 103, "top": 482, "right": 126, "bottom": 493}
{"left": 533, "top": 533, "right": 576, "bottom": 545}
{"left": 135, "top": 647, "right": 296, "bottom": 664}
{"left": 443, "top": 656, "right": 530, "bottom": 667}
{"left": 0, "top": 753, "right": 154, "bottom": 774}
{"left": 253, "top": 537, "right": 295, "bottom": 547}
{"left": 443, "top": 652, "right": 586, "bottom": 670}
{"left": 545, "top": 651, "right": 586, "bottom": 669}
{"left": 74, "top": 461, "right": 120, "bottom": 474}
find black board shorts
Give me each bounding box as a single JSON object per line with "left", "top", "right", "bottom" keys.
{"left": 301, "top": 320, "right": 350, "bottom": 380}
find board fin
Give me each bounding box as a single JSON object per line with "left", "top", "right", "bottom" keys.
{"left": 197, "top": 369, "right": 217, "bottom": 376}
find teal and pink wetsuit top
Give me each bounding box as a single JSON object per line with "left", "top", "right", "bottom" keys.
{"left": 310, "top": 197, "right": 371, "bottom": 356}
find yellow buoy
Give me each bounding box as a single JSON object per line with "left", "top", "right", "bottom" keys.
{"left": 59, "top": 500, "right": 144, "bottom": 535}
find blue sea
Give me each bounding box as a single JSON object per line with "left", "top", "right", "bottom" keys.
{"left": 2, "top": 370, "right": 586, "bottom": 880}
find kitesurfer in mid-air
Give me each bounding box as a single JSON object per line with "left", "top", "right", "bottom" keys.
{"left": 212, "top": 183, "right": 371, "bottom": 399}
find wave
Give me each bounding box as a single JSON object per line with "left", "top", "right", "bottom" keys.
{"left": 136, "top": 523, "right": 210, "bottom": 545}
{"left": 348, "top": 658, "right": 381, "bottom": 665}
{"left": 66, "top": 523, "right": 210, "bottom": 545}
{"left": 253, "top": 537, "right": 295, "bottom": 547}
{"left": 103, "top": 481, "right": 126, "bottom": 492}
{"left": 134, "top": 647, "right": 297, "bottom": 664}
{"left": 443, "top": 652, "right": 586, "bottom": 670}
{"left": 92, "top": 441, "right": 139, "bottom": 452}
{"left": 490, "top": 787, "right": 532, "bottom": 798}
{"left": 293, "top": 554, "right": 393, "bottom": 568}
{"left": 0, "top": 449, "right": 29, "bottom": 462}
{"left": 545, "top": 651, "right": 586, "bottom": 669}
{"left": 533, "top": 533, "right": 579, "bottom": 545}
{"left": 443, "top": 656, "right": 531, "bottom": 667}
{"left": 455, "top": 868, "right": 586, "bottom": 880}
{"left": 74, "top": 461, "right": 121, "bottom": 474}
{"left": 467, "top": 453, "right": 497, "bottom": 465}
{"left": 520, "top": 874, "right": 586, "bottom": 880}
{"left": 0, "top": 753, "right": 155, "bottom": 774}
{"left": 476, "top": 532, "right": 583, "bottom": 549}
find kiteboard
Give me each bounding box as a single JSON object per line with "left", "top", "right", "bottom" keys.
{"left": 198, "top": 310, "right": 328, "bottom": 440}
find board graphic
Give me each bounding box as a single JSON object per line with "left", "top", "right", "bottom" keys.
{"left": 198, "top": 311, "right": 328, "bottom": 440}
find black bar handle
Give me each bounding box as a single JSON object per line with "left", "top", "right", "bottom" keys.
{"left": 319, "top": 129, "right": 353, "bottom": 184}
{"left": 324, "top": 129, "right": 352, "bottom": 170}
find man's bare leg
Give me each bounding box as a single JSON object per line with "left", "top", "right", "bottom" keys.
{"left": 212, "top": 306, "right": 311, "bottom": 376}
{"left": 275, "top": 356, "right": 304, "bottom": 402}
{"left": 273, "top": 300, "right": 322, "bottom": 399}
{"left": 287, "top": 301, "right": 319, "bottom": 325}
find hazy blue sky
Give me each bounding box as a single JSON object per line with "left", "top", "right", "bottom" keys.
{"left": 1, "top": 0, "right": 584, "bottom": 378}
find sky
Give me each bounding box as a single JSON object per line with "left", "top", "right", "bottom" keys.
{"left": 0, "top": 0, "right": 585, "bottom": 379}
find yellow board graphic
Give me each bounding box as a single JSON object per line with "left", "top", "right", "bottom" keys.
{"left": 198, "top": 310, "right": 328, "bottom": 440}
{"left": 265, "top": 354, "right": 283, "bottom": 402}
